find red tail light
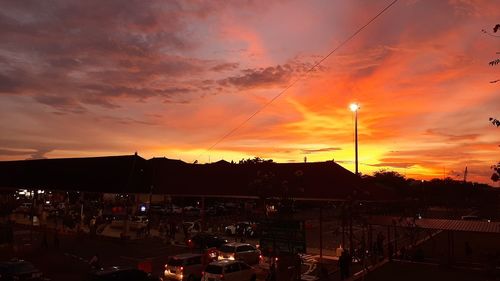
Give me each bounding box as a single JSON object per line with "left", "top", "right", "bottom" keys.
{"left": 180, "top": 266, "right": 184, "bottom": 272}
{"left": 219, "top": 274, "right": 224, "bottom": 280}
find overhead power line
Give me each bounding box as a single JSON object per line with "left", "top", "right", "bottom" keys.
{"left": 200, "top": 0, "right": 400, "bottom": 158}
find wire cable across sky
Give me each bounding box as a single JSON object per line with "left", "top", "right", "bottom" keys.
{"left": 199, "top": 0, "right": 400, "bottom": 159}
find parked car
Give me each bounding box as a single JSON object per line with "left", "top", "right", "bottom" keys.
{"left": 183, "top": 206, "right": 200, "bottom": 217}
{"left": 217, "top": 243, "right": 261, "bottom": 265}
{"left": 207, "top": 205, "right": 227, "bottom": 216}
{"left": 182, "top": 221, "right": 201, "bottom": 234}
{"left": 86, "top": 266, "right": 159, "bottom": 281}
{"left": 129, "top": 216, "right": 148, "bottom": 230}
{"left": 202, "top": 260, "right": 256, "bottom": 281}
{"left": 0, "top": 259, "right": 43, "bottom": 281}
{"left": 171, "top": 205, "right": 183, "bottom": 214}
{"left": 187, "top": 233, "right": 228, "bottom": 250}
{"left": 224, "top": 222, "right": 258, "bottom": 237}
{"left": 42, "top": 202, "right": 55, "bottom": 212}
{"left": 131, "top": 216, "right": 149, "bottom": 224}
{"left": 149, "top": 205, "right": 166, "bottom": 215}
{"left": 164, "top": 254, "right": 204, "bottom": 281}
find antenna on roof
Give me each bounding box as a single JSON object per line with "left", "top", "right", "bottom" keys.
{"left": 304, "top": 156, "right": 307, "bottom": 163}
{"left": 193, "top": 160, "right": 198, "bottom": 164}
{"left": 134, "top": 151, "right": 138, "bottom": 156}
{"left": 463, "top": 166, "right": 468, "bottom": 183}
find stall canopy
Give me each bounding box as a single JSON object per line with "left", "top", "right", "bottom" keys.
{"left": 369, "top": 216, "right": 500, "bottom": 234}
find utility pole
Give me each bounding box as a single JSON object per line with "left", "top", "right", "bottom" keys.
{"left": 355, "top": 109, "right": 358, "bottom": 175}
{"left": 350, "top": 103, "right": 360, "bottom": 176}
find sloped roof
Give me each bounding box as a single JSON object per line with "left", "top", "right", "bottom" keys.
{"left": 0, "top": 155, "right": 398, "bottom": 201}
{"left": 0, "top": 154, "right": 147, "bottom": 193}
{"left": 149, "top": 158, "right": 390, "bottom": 201}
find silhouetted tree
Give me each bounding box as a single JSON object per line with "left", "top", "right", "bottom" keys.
{"left": 364, "top": 170, "right": 408, "bottom": 194}
{"left": 482, "top": 24, "right": 500, "bottom": 83}
{"left": 491, "top": 163, "right": 499, "bottom": 182}
{"left": 490, "top": 117, "right": 500, "bottom": 127}
{"left": 239, "top": 157, "right": 274, "bottom": 164}
{"left": 489, "top": 118, "right": 499, "bottom": 181}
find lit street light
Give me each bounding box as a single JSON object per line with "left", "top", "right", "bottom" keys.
{"left": 350, "top": 103, "right": 360, "bottom": 176}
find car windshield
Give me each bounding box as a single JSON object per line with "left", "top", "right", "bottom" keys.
{"left": 167, "top": 258, "right": 184, "bottom": 266}
{"left": 219, "top": 245, "right": 236, "bottom": 253}
{"left": 205, "top": 265, "right": 223, "bottom": 274}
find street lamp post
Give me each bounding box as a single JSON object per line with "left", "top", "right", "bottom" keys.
{"left": 349, "top": 103, "right": 359, "bottom": 176}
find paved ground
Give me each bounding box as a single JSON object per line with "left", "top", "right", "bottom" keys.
{"left": 8, "top": 209, "right": 486, "bottom": 281}
{"left": 0, "top": 225, "right": 274, "bottom": 280}
{"left": 363, "top": 260, "right": 497, "bottom": 281}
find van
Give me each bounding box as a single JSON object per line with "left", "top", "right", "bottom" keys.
{"left": 164, "top": 253, "right": 204, "bottom": 281}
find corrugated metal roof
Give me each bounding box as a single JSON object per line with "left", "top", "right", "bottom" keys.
{"left": 369, "top": 216, "right": 500, "bottom": 234}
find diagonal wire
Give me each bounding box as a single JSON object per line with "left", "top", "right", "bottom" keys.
{"left": 200, "top": 0, "right": 400, "bottom": 158}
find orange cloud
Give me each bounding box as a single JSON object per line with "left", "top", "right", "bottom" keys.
{"left": 0, "top": 0, "right": 499, "bottom": 185}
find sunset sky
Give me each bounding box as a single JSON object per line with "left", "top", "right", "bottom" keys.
{"left": 0, "top": 0, "right": 499, "bottom": 184}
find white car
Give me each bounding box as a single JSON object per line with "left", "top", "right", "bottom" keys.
{"left": 202, "top": 260, "right": 256, "bottom": 281}
{"left": 164, "top": 253, "right": 204, "bottom": 281}
{"left": 218, "top": 243, "right": 261, "bottom": 265}
{"left": 182, "top": 221, "right": 201, "bottom": 233}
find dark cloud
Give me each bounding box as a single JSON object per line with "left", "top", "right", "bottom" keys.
{"left": 218, "top": 64, "right": 294, "bottom": 89}
{"left": 0, "top": 147, "right": 52, "bottom": 159}
{"left": 211, "top": 62, "right": 239, "bottom": 72}
{"left": 96, "top": 115, "right": 159, "bottom": 126}
{"left": 0, "top": 0, "right": 310, "bottom": 111}
{"left": 0, "top": 148, "right": 30, "bottom": 156}
{"left": 33, "top": 95, "right": 86, "bottom": 114}
{"left": 425, "top": 129, "right": 480, "bottom": 141}
{"left": 156, "top": 87, "right": 194, "bottom": 95}
{"left": 0, "top": 0, "right": 227, "bottom": 111}
{"left": 26, "top": 148, "right": 53, "bottom": 160}
{"left": 368, "top": 162, "right": 416, "bottom": 169}
{"left": 217, "top": 59, "right": 327, "bottom": 89}
{"left": 79, "top": 95, "right": 120, "bottom": 109}
{"left": 301, "top": 147, "right": 342, "bottom": 154}
{"left": 0, "top": 73, "right": 21, "bottom": 93}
